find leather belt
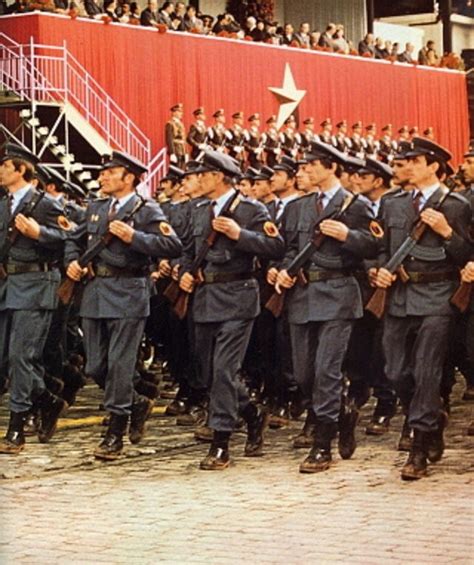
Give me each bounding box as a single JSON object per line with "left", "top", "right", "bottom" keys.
{"left": 5, "top": 262, "right": 54, "bottom": 275}
{"left": 202, "top": 271, "right": 254, "bottom": 284}
{"left": 405, "top": 270, "right": 457, "bottom": 284}
{"left": 95, "top": 264, "right": 146, "bottom": 278}
{"left": 305, "top": 270, "right": 349, "bottom": 283}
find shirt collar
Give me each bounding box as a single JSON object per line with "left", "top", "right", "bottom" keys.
{"left": 10, "top": 184, "right": 32, "bottom": 212}
{"left": 212, "top": 189, "right": 235, "bottom": 216}
{"left": 414, "top": 183, "right": 439, "bottom": 204}
{"left": 319, "top": 184, "right": 341, "bottom": 204}
{"left": 111, "top": 192, "right": 135, "bottom": 210}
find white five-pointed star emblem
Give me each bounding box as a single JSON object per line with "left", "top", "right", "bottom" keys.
{"left": 268, "top": 63, "right": 306, "bottom": 130}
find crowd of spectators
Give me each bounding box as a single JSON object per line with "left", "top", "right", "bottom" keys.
{"left": 0, "top": 0, "right": 465, "bottom": 70}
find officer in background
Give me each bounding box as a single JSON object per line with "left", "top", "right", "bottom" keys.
{"left": 226, "top": 111, "right": 246, "bottom": 166}
{"left": 187, "top": 107, "right": 208, "bottom": 160}
{"left": 299, "top": 118, "right": 316, "bottom": 155}
{"left": 262, "top": 115, "right": 281, "bottom": 169}
{"left": 165, "top": 103, "right": 187, "bottom": 168}
{"left": 331, "top": 120, "right": 348, "bottom": 153}
{"left": 178, "top": 150, "right": 285, "bottom": 470}
{"left": 374, "top": 138, "right": 471, "bottom": 480}
{"left": 0, "top": 144, "right": 68, "bottom": 454}
{"left": 244, "top": 114, "right": 264, "bottom": 169}
{"left": 207, "top": 109, "right": 228, "bottom": 152}
{"left": 65, "top": 152, "right": 182, "bottom": 460}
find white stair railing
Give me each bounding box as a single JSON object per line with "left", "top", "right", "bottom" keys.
{"left": 0, "top": 32, "right": 151, "bottom": 166}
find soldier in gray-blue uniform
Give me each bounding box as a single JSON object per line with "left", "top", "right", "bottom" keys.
{"left": 0, "top": 144, "right": 68, "bottom": 454}
{"left": 65, "top": 151, "right": 182, "bottom": 460}
{"left": 276, "top": 141, "right": 378, "bottom": 473}
{"left": 374, "top": 138, "right": 472, "bottom": 480}
{"left": 178, "top": 150, "right": 285, "bottom": 470}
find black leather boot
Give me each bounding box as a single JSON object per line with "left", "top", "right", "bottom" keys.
{"left": 426, "top": 410, "right": 448, "bottom": 463}
{"left": 0, "top": 411, "right": 29, "bottom": 454}
{"left": 338, "top": 397, "right": 359, "bottom": 460}
{"left": 293, "top": 409, "right": 317, "bottom": 448}
{"left": 129, "top": 395, "right": 154, "bottom": 445}
{"left": 398, "top": 415, "right": 413, "bottom": 452}
{"left": 36, "top": 389, "right": 68, "bottom": 443}
{"left": 243, "top": 403, "right": 269, "bottom": 457}
{"left": 94, "top": 413, "right": 128, "bottom": 460}
{"left": 300, "top": 421, "right": 337, "bottom": 473}
{"left": 200, "top": 431, "right": 231, "bottom": 470}
{"left": 401, "top": 429, "right": 428, "bottom": 480}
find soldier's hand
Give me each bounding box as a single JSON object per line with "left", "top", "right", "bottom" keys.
{"left": 212, "top": 217, "right": 241, "bottom": 241}
{"left": 67, "top": 260, "right": 88, "bottom": 282}
{"left": 320, "top": 219, "right": 349, "bottom": 242}
{"left": 15, "top": 214, "right": 40, "bottom": 240}
{"left": 267, "top": 267, "right": 278, "bottom": 286}
{"left": 171, "top": 264, "right": 180, "bottom": 281}
{"left": 374, "top": 267, "right": 397, "bottom": 288}
{"left": 109, "top": 220, "right": 135, "bottom": 243}
{"left": 420, "top": 208, "right": 453, "bottom": 239}
{"left": 275, "top": 269, "right": 296, "bottom": 294}
{"left": 461, "top": 261, "right": 474, "bottom": 283}
{"left": 179, "top": 272, "right": 195, "bottom": 293}
{"left": 368, "top": 267, "right": 378, "bottom": 287}
{"left": 158, "top": 259, "right": 172, "bottom": 278}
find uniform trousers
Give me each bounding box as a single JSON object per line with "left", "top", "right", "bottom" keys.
{"left": 82, "top": 317, "right": 146, "bottom": 416}
{"left": 0, "top": 309, "right": 52, "bottom": 412}
{"left": 290, "top": 319, "right": 354, "bottom": 423}
{"left": 383, "top": 314, "right": 452, "bottom": 431}
{"left": 194, "top": 318, "right": 254, "bottom": 432}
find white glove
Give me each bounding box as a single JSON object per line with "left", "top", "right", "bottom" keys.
{"left": 169, "top": 154, "right": 178, "bottom": 164}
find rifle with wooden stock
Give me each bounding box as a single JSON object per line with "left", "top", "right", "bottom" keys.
{"left": 0, "top": 189, "right": 45, "bottom": 279}
{"left": 57, "top": 197, "right": 146, "bottom": 305}
{"left": 365, "top": 185, "right": 455, "bottom": 320}
{"left": 265, "top": 193, "right": 359, "bottom": 318}
{"left": 163, "top": 190, "right": 241, "bottom": 320}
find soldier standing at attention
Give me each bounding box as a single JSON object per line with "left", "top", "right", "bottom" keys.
{"left": 65, "top": 152, "right": 182, "bottom": 460}
{"left": 165, "top": 103, "right": 187, "bottom": 168}
{"left": 178, "top": 150, "right": 285, "bottom": 470}
{"left": 226, "top": 111, "right": 246, "bottom": 166}
{"left": 0, "top": 144, "right": 68, "bottom": 454}
{"left": 187, "top": 107, "right": 208, "bottom": 160}
{"left": 244, "top": 114, "right": 264, "bottom": 169}
{"left": 374, "top": 138, "right": 471, "bottom": 480}
{"left": 207, "top": 109, "right": 228, "bottom": 153}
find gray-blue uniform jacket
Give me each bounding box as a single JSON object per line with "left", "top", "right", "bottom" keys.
{"left": 281, "top": 187, "right": 378, "bottom": 323}
{"left": 0, "top": 186, "right": 66, "bottom": 311}
{"left": 378, "top": 186, "right": 471, "bottom": 317}
{"left": 180, "top": 193, "right": 285, "bottom": 323}
{"left": 65, "top": 193, "right": 182, "bottom": 319}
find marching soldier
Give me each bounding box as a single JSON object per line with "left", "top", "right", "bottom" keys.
{"left": 207, "top": 109, "right": 228, "bottom": 152}
{"left": 165, "top": 103, "right": 187, "bottom": 168}
{"left": 65, "top": 152, "right": 182, "bottom": 460}
{"left": 244, "top": 114, "right": 264, "bottom": 169}
{"left": 275, "top": 142, "right": 378, "bottom": 473}
{"left": 262, "top": 115, "right": 281, "bottom": 169}
{"left": 187, "top": 107, "right": 208, "bottom": 160}
{"left": 0, "top": 144, "right": 68, "bottom": 454}
{"left": 226, "top": 111, "right": 246, "bottom": 166}
{"left": 373, "top": 138, "right": 471, "bottom": 480}
{"left": 178, "top": 150, "right": 285, "bottom": 470}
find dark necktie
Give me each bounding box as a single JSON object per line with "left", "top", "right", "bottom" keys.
{"left": 108, "top": 199, "right": 118, "bottom": 219}
{"left": 412, "top": 191, "right": 422, "bottom": 214}
{"left": 316, "top": 192, "right": 325, "bottom": 215}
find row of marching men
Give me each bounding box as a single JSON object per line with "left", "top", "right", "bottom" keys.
{"left": 152, "top": 137, "right": 473, "bottom": 478}
{"left": 166, "top": 103, "right": 433, "bottom": 170}
{"left": 0, "top": 138, "right": 472, "bottom": 480}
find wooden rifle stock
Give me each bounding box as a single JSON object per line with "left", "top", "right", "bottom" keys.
{"left": 57, "top": 277, "right": 77, "bottom": 305}
{"left": 364, "top": 287, "right": 388, "bottom": 320}
{"left": 450, "top": 281, "right": 472, "bottom": 313}
{"left": 162, "top": 279, "right": 181, "bottom": 305}
{"left": 265, "top": 288, "right": 287, "bottom": 318}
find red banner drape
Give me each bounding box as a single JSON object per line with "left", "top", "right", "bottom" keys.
{"left": 0, "top": 13, "right": 470, "bottom": 164}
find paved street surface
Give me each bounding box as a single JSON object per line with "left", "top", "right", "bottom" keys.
{"left": 0, "top": 375, "right": 473, "bottom": 564}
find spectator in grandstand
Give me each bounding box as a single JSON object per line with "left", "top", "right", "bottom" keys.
{"left": 318, "top": 22, "right": 337, "bottom": 49}
{"left": 332, "top": 25, "right": 350, "bottom": 54}
{"left": 157, "top": 1, "right": 174, "bottom": 28}
{"left": 171, "top": 1, "right": 185, "bottom": 30}
{"left": 201, "top": 14, "right": 214, "bottom": 34}
{"left": 183, "top": 5, "right": 203, "bottom": 32}
{"left": 358, "top": 32, "right": 375, "bottom": 57}
{"left": 418, "top": 40, "right": 440, "bottom": 66}
{"left": 294, "top": 21, "right": 311, "bottom": 48}
{"left": 118, "top": 2, "right": 131, "bottom": 22}
{"left": 374, "top": 37, "right": 388, "bottom": 59}
{"left": 279, "top": 23, "right": 295, "bottom": 46}
{"left": 398, "top": 42, "right": 415, "bottom": 64}
{"left": 212, "top": 12, "right": 241, "bottom": 35}
{"left": 84, "top": 0, "right": 103, "bottom": 17}
{"left": 140, "top": 0, "right": 159, "bottom": 27}
{"left": 104, "top": 0, "right": 120, "bottom": 21}
{"left": 310, "top": 31, "right": 321, "bottom": 49}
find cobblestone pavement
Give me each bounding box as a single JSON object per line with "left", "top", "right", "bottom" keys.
{"left": 0, "top": 377, "right": 473, "bottom": 564}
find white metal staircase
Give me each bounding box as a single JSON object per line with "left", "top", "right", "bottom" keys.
{"left": 0, "top": 32, "right": 166, "bottom": 194}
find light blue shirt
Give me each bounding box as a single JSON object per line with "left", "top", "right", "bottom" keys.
{"left": 413, "top": 183, "right": 439, "bottom": 208}
{"left": 212, "top": 189, "right": 236, "bottom": 216}
{"left": 110, "top": 191, "right": 136, "bottom": 212}
{"left": 318, "top": 184, "right": 341, "bottom": 210}
{"left": 10, "top": 184, "right": 32, "bottom": 214}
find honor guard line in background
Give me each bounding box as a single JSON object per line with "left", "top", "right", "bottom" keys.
{"left": 0, "top": 12, "right": 469, "bottom": 189}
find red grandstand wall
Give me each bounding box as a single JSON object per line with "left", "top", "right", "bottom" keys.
{"left": 0, "top": 13, "right": 470, "bottom": 164}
